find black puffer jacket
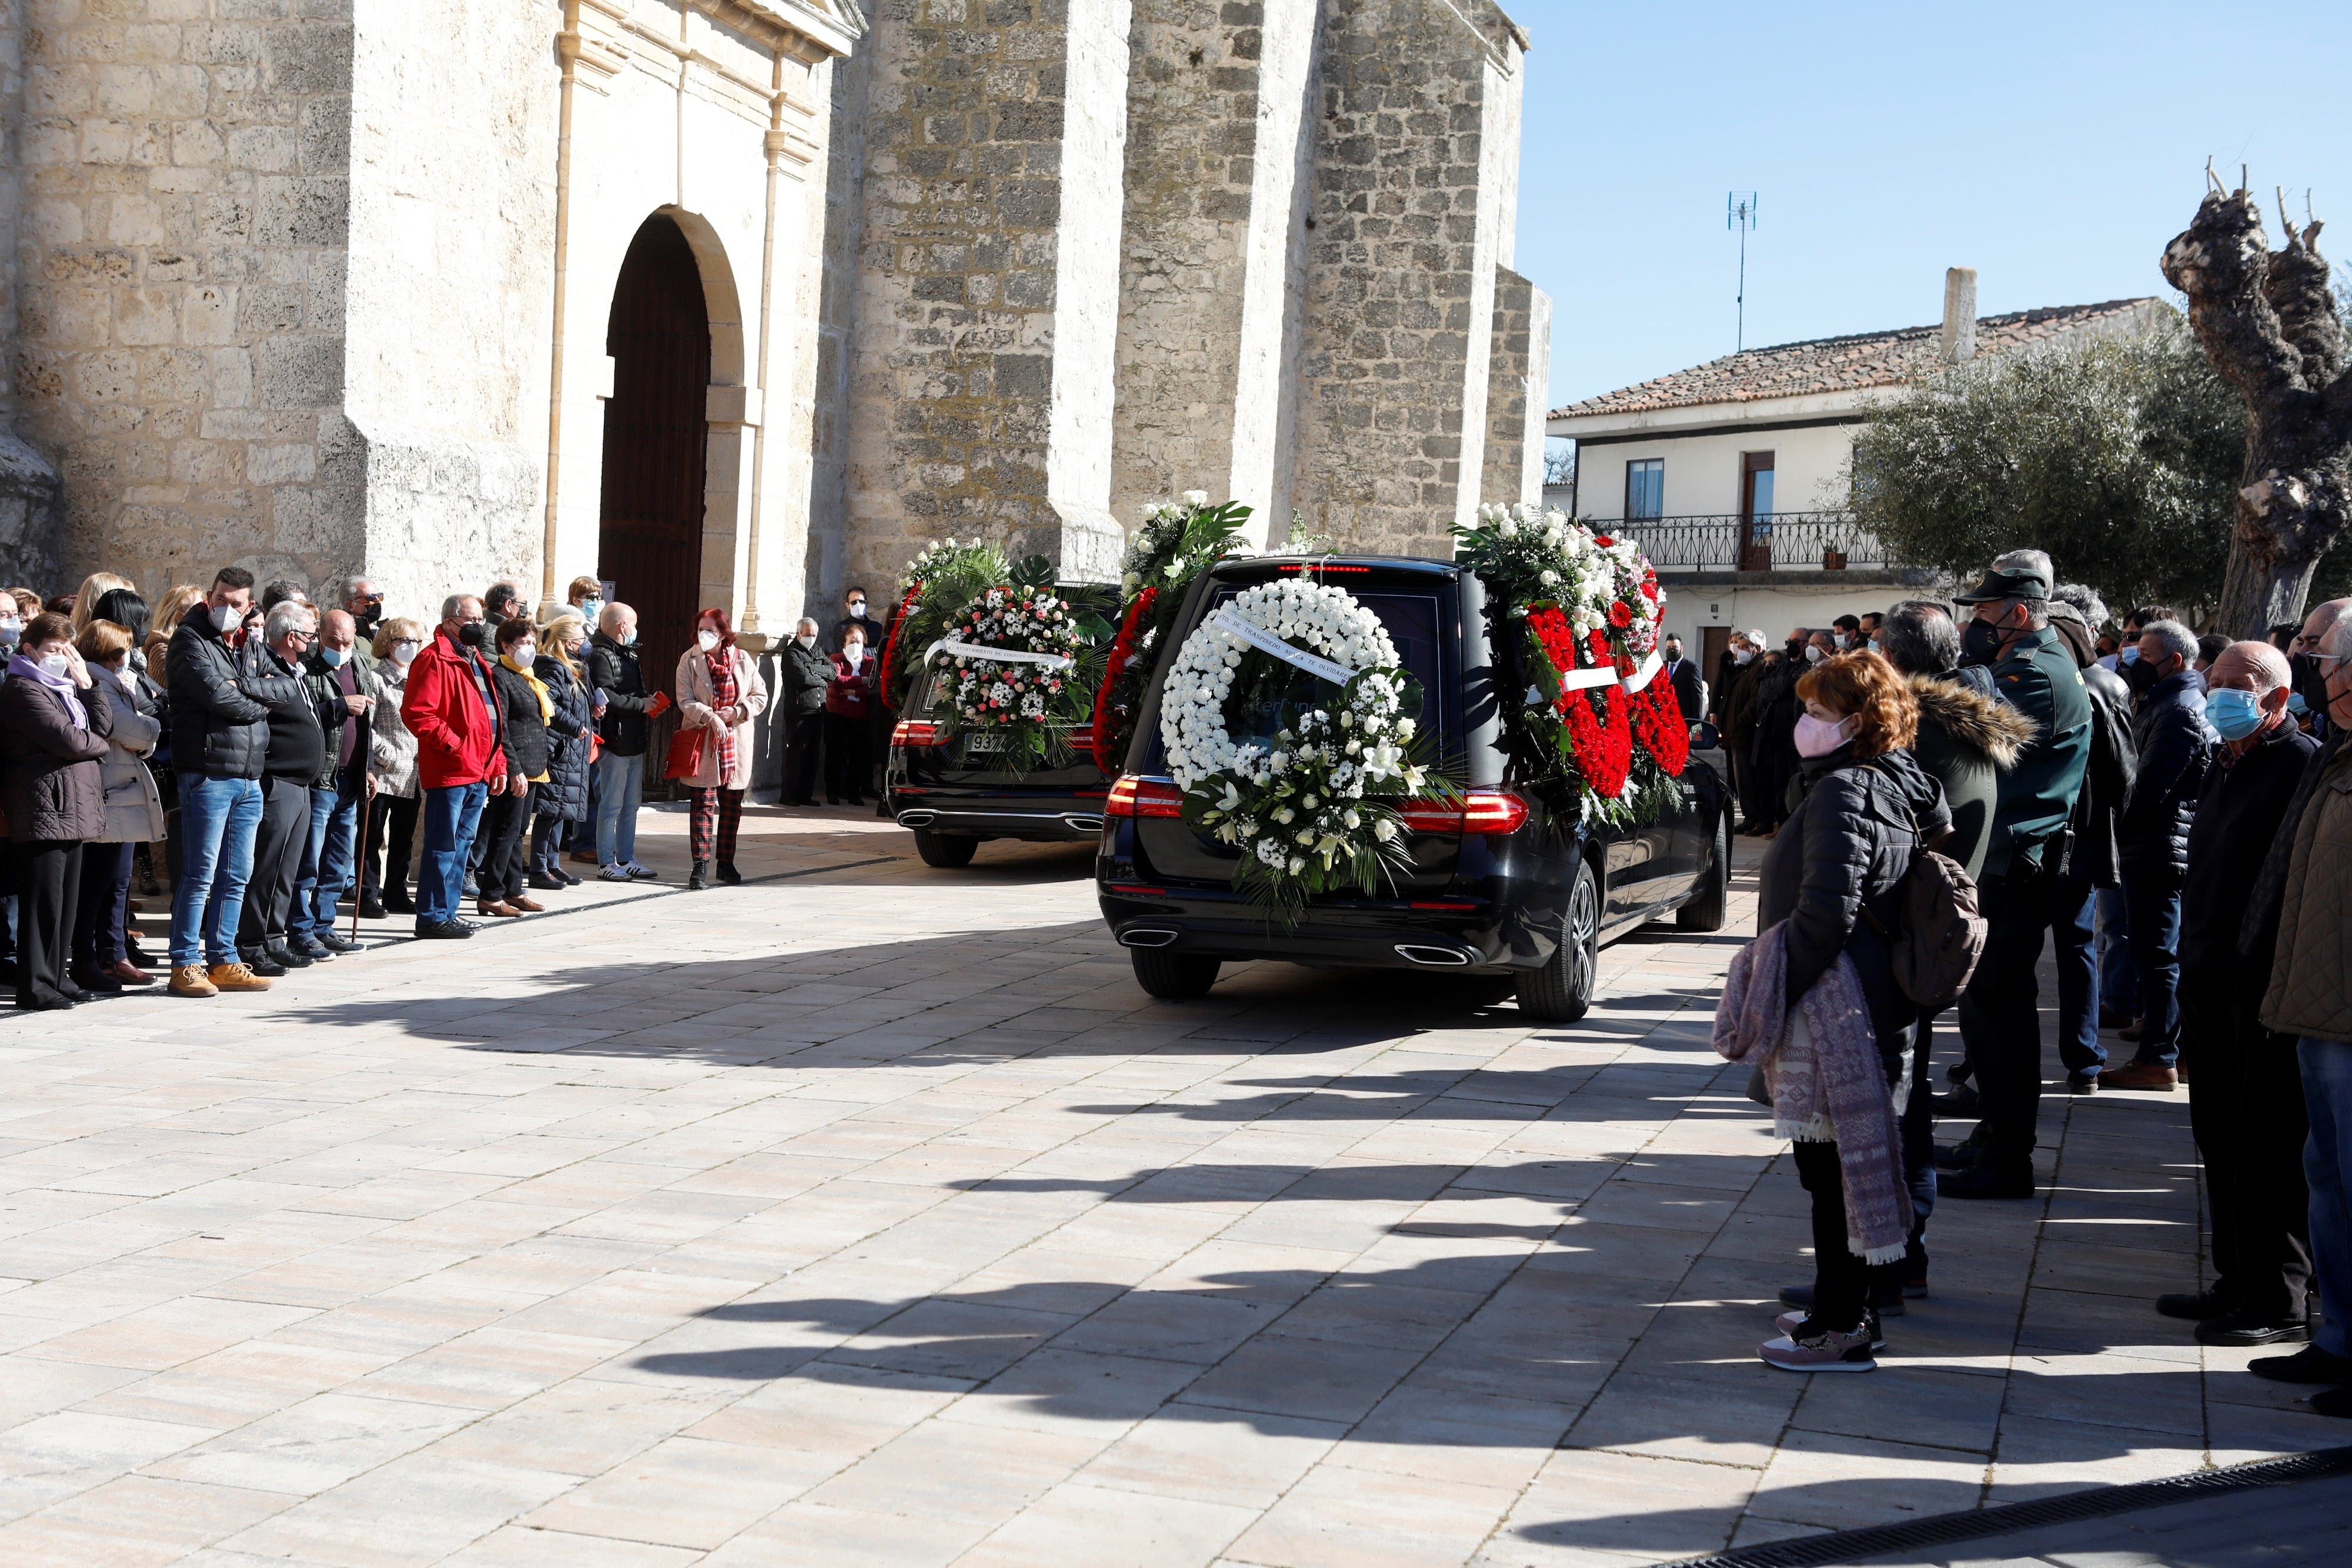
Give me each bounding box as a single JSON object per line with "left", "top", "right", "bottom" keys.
{"left": 1759, "top": 744, "right": 1952, "bottom": 1067}
{"left": 587, "top": 631, "right": 655, "bottom": 757}
{"left": 780, "top": 639, "right": 832, "bottom": 716}
{"left": 168, "top": 611, "right": 272, "bottom": 779}
{"left": 241, "top": 642, "right": 325, "bottom": 784}
{"left": 533, "top": 654, "right": 594, "bottom": 821}
{"left": 2063, "top": 661, "right": 2137, "bottom": 888}
{"left": 2118, "top": 666, "right": 2213, "bottom": 883}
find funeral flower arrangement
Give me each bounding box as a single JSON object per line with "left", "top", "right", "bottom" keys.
{"left": 929, "top": 579, "right": 1093, "bottom": 774}
{"left": 1160, "top": 574, "right": 1446, "bottom": 919}
{"left": 1092, "top": 491, "right": 1255, "bottom": 771}
{"left": 1453, "top": 502, "right": 1688, "bottom": 823}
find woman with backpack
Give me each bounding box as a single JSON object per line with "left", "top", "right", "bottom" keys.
{"left": 1717, "top": 648, "right": 1953, "bottom": 1373}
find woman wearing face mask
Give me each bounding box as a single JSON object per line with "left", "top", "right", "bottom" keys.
{"left": 527, "top": 613, "right": 596, "bottom": 891}
{"left": 0, "top": 613, "right": 117, "bottom": 1009}
{"left": 826, "top": 627, "right": 877, "bottom": 807}
{"left": 1742, "top": 648, "right": 1951, "bottom": 1371}
{"left": 66, "top": 619, "right": 165, "bottom": 992}
{"left": 478, "top": 617, "right": 573, "bottom": 917}
{"left": 780, "top": 617, "right": 832, "bottom": 808}
{"left": 360, "top": 618, "right": 425, "bottom": 917}
{"left": 673, "top": 608, "right": 770, "bottom": 890}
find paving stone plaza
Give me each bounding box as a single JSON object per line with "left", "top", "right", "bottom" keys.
{"left": 0, "top": 812, "right": 2342, "bottom": 1566}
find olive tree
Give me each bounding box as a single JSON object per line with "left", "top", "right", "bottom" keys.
{"left": 1845, "top": 320, "right": 2245, "bottom": 620}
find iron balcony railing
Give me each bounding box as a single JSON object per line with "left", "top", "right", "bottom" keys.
{"left": 1596, "top": 511, "right": 1887, "bottom": 573}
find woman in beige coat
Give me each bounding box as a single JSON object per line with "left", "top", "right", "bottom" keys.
{"left": 673, "top": 607, "right": 769, "bottom": 891}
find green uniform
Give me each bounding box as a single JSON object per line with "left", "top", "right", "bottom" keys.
{"left": 1983, "top": 625, "right": 2091, "bottom": 878}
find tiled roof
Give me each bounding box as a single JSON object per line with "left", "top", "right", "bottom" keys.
{"left": 1551, "top": 299, "right": 2162, "bottom": 420}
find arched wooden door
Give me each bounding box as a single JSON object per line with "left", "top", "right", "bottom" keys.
{"left": 598, "top": 214, "right": 710, "bottom": 787}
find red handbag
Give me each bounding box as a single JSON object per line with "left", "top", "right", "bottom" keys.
{"left": 663, "top": 721, "right": 707, "bottom": 781}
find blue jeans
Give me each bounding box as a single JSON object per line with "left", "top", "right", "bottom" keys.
{"left": 595, "top": 751, "right": 644, "bottom": 867}
{"left": 417, "top": 782, "right": 489, "bottom": 928}
{"left": 299, "top": 774, "right": 362, "bottom": 936}
{"left": 2298, "top": 1038, "right": 2352, "bottom": 1358}
{"left": 2055, "top": 877, "right": 2105, "bottom": 1079}
{"left": 172, "top": 774, "right": 263, "bottom": 966}
{"left": 286, "top": 782, "right": 335, "bottom": 939}
{"left": 2097, "top": 884, "right": 2138, "bottom": 1018}
{"left": 2124, "top": 877, "right": 2184, "bottom": 1066}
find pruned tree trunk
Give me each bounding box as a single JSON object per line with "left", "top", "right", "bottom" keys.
{"left": 2160, "top": 178, "right": 2352, "bottom": 638}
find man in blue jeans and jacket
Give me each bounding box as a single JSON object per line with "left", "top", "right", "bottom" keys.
{"left": 163, "top": 566, "right": 276, "bottom": 998}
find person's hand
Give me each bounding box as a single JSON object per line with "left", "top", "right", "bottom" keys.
{"left": 508, "top": 771, "right": 527, "bottom": 794}
{"left": 593, "top": 700, "right": 607, "bottom": 718}
{"left": 343, "top": 693, "right": 370, "bottom": 715}
{"left": 489, "top": 772, "right": 508, "bottom": 795}
{"left": 366, "top": 773, "right": 379, "bottom": 799}
{"left": 59, "top": 643, "right": 92, "bottom": 688}
{"left": 647, "top": 691, "right": 672, "bottom": 717}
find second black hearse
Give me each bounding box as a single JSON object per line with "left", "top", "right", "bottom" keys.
{"left": 1094, "top": 555, "right": 1729, "bottom": 1021}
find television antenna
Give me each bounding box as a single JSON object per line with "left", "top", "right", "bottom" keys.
{"left": 1728, "top": 192, "right": 1758, "bottom": 350}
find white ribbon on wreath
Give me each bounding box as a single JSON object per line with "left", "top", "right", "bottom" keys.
{"left": 934, "top": 638, "right": 1073, "bottom": 671}
{"left": 1553, "top": 650, "right": 1660, "bottom": 694}
{"left": 1161, "top": 580, "right": 1400, "bottom": 790}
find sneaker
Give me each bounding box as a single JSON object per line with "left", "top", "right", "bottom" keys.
{"left": 315, "top": 932, "right": 361, "bottom": 955}
{"left": 598, "top": 864, "right": 633, "bottom": 882}
{"left": 289, "top": 934, "right": 335, "bottom": 961}
{"left": 2196, "top": 1308, "right": 2311, "bottom": 1348}
{"left": 414, "top": 919, "right": 475, "bottom": 940}
{"left": 207, "top": 962, "right": 273, "bottom": 992}
{"left": 169, "top": 965, "right": 219, "bottom": 998}
{"left": 2098, "top": 1060, "right": 2177, "bottom": 1091}
{"left": 1760, "top": 1316, "right": 1879, "bottom": 1373}
{"left": 2249, "top": 1345, "right": 2352, "bottom": 1385}
{"left": 1776, "top": 1311, "right": 1887, "bottom": 1351}
{"left": 624, "top": 862, "right": 659, "bottom": 881}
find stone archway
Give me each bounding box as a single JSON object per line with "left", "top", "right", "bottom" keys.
{"left": 598, "top": 213, "right": 711, "bottom": 751}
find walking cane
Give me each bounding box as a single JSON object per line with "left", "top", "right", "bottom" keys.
{"left": 352, "top": 780, "right": 373, "bottom": 944}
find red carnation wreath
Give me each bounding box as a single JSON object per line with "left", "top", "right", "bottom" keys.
{"left": 1628, "top": 676, "right": 1689, "bottom": 775}
{"left": 1528, "top": 606, "right": 1633, "bottom": 798}
{"left": 1091, "top": 586, "right": 1157, "bottom": 772}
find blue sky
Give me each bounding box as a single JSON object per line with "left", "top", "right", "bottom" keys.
{"left": 1510, "top": 0, "right": 2352, "bottom": 412}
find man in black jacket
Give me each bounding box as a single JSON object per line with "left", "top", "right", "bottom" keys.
{"left": 1659, "top": 635, "right": 1704, "bottom": 724}
{"left": 780, "top": 617, "right": 831, "bottom": 807}
{"left": 2103, "top": 618, "right": 2214, "bottom": 1089}
{"left": 236, "top": 600, "right": 331, "bottom": 975}
{"left": 295, "top": 609, "right": 377, "bottom": 956}
{"left": 163, "top": 566, "right": 275, "bottom": 998}
{"left": 586, "top": 603, "right": 669, "bottom": 878}
{"left": 2163, "top": 640, "right": 2320, "bottom": 1347}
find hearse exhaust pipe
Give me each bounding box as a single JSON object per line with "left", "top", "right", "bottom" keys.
{"left": 1120, "top": 928, "right": 1180, "bottom": 949}
{"left": 896, "top": 809, "right": 938, "bottom": 828}
{"left": 1395, "top": 944, "right": 1474, "bottom": 967}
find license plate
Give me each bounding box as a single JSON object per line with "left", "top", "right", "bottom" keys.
{"left": 964, "top": 732, "right": 1004, "bottom": 753}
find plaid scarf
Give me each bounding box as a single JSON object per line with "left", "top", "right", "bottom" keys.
{"left": 706, "top": 649, "right": 739, "bottom": 780}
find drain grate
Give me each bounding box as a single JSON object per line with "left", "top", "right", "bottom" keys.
{"left": 1651, "top": 1444, "right": 2352, "bottom": 1568}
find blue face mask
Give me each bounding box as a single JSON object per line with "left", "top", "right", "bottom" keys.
{"left": 320, "top": 647, "right": 347, "bottom": 668}
{"left": 2205, "top": 687, "right": 2265, "bottom": 742}
{"left": 2288, "top": 691, "right": 2310, "bottom": 717}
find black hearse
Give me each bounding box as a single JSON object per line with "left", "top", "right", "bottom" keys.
{"left": 885, "top": 659, "right": 1114, "bottom": 868}
{"left": 1095, "top": 554, "right": 1729, "bottom": 1021}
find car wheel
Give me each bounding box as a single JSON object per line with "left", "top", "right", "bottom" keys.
{"left": 913, "top": 830, "right": 978, "bottom": 868}
{"left": 1677, "top": 811, "right": 1730, "bottom": 932}
{"left": 1516, "top": 858, "right": 1599, "bottom": 1022}
{"left": 1131, "top": 947, "right": 1221, "bottom": 999}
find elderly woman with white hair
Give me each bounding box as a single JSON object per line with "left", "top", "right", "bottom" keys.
{"left": 778, "top": 616, "right": 833, "bottom": 808}
{"left": 2160, "top": 638, "right": 2318, "bottom": 1350}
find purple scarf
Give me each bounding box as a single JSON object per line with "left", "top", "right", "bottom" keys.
{"left": 7, "top": 652, "right": 88, "bottom": 729}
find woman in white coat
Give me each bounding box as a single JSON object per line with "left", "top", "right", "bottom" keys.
{"left": 69, "top": 619, "right": 166, "bottom": 989}
{"left": 673, "top": 607, "right": 769, "bottom": 891}
{"left": 361, "top": 618, "right": 425, "bottom": 917}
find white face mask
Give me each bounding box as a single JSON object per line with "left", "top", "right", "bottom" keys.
{"left": 513, "top": 642, "right": 536, "bottom": 664}
{"left": 212, "top": 602, "right": 243, "bottom": 633}
{"left": 848, "top": 601, "right": 867, "bottom": 617}
{"left": 38, "top": 652, "right": 71, "bottom": 679}
{"left": 1732, "top": 647, "right": 1753, "bottom": 665}
{"left": 390, "top": 640, "right": 418, "bottom": 667}
{"left": 796, "top": 633, "right": 816, "bottom": 648}
{"left": 842, "top": 644, "right": 865, "bottom": 666}
{"left": 1804, "top": 644, "right": 1826, "bottom": 664}
{"left": 697, "top": 629, "right": 720, "bottom": 653}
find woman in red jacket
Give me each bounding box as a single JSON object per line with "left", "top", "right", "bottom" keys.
{"left": 825, "top": 626, "right": 877, "bottom": 806}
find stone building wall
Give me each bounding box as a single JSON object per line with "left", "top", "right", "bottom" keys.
{"left": 12, "top": 3, "right": 359, "bottom": 597}
{"left": 1482, "top": 265, "right": 1547, "bottom": 510}
{"left": 839, "top": 0, "right": 1132, "bottom": 589}
{"left": 1287, "top": 0, "right": 1527, "bottom": 560}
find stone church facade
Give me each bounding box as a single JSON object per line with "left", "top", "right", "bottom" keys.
{"left": 2, "top": 0, "right": 1546, "bottom": 662}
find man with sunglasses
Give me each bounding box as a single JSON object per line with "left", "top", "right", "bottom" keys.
{"left": 234, "top": 599, "right": 332, "bottom": 975}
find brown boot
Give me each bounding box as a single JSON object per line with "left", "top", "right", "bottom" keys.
{"left": 207, "top": 962, "right": 273, "bottom": 992}
{"left": 169, "top": 964, "right": 219, "bottom": 998}
{"left": 2097, "top": 1060, "right": 2177, "bottom": 1091}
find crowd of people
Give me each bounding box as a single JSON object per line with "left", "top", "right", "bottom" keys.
{"left": 1713, "top": 551, "right": 2352, "bottom": 1412}
{"left": 0, "top": 568, "right": 899, "bottom": 1010}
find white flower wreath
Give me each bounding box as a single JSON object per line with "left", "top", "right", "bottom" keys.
{"left": 1161, "top": 579, "right": 1402, "bottom": 789}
